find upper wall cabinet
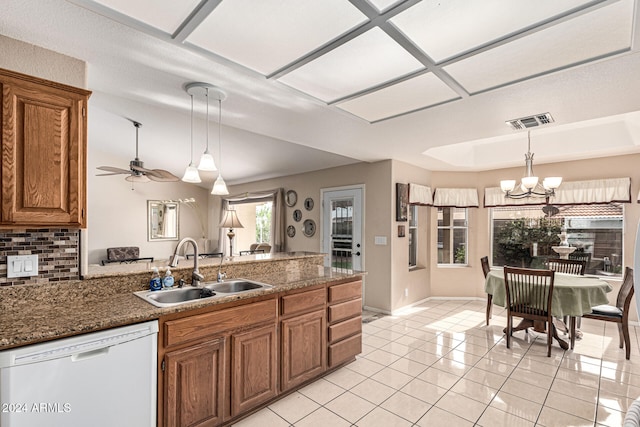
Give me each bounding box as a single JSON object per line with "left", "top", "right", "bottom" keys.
{"left": 0, "top": 68, "right": 91, "bottom": 227}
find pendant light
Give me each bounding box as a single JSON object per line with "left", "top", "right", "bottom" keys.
{"left": 197, "top": 87, "right": 217, "bottom": 171}
{"left": 211, "top": 96, "right": 229, "bottom": 195}
{"left": 181, "top": 91, "right": 201, "bottom": 183}
{"left": 500, "top": 131, "right": 562, "bottom": 199}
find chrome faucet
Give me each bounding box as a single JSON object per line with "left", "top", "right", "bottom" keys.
{"left": 169, "top": 238, "right": 204, "bottom": 287}
{"left": 217, "top": 255, "right": 226, "bottom": 282}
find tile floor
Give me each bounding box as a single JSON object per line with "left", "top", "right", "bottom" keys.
{"left": 233, "top": 299, "right": 640, "bottom": 427}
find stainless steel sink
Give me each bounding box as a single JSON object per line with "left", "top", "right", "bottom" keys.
{"left": 134, "top": 279, "right": 271, "bottom": 307}
{"left": 205, "top": 280, "right": 269, "bottom": 294}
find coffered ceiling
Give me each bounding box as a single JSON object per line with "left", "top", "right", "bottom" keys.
{"left": 1, "top": 0, "right": 639, "bottom": 185}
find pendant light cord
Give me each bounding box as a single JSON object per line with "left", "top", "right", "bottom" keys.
{"left": 190, "top": 94, "right": 194, "bottom": 163}
{"left": 205, "top": 88, "right": 210, "bottom": 151}
{"left": 218, "top": 98, "right": 222, "bottom": 172}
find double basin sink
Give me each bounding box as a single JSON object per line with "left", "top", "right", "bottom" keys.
{"left": 134, "top": 279, "right": 272, "bottom": 308}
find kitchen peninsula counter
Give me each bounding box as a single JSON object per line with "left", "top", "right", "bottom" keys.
{"left": 0, "top": 252, "right": 364, "bottom": 350}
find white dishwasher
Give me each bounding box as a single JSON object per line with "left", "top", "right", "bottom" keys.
{"left": 0, "top": 320, "right": 158, "bottom": 427}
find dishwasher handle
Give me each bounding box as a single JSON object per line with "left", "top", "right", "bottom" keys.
{"left": 71, "top": 347, "right": 110, "bottom": 362}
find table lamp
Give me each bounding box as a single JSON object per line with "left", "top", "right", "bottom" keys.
{"left": 219, "top": 209, "right": 244, "bottom": 256}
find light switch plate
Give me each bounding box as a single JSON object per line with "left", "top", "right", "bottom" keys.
{"left": 374, "top": 236, "right": 387, "bottom": 245}
{"left": 7, "top": 255, "right": 39, "bottom": 278}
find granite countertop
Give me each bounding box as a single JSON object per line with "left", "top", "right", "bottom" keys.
{"left": 0, "top": 266, "right": 364, "bottom": 350}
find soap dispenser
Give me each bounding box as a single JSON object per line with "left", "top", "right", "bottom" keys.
{"left": 163, "top": 267, "right": 175, "bottom": 289}
{"left": 149, "top": 267, "right": 162, "bottom": 291}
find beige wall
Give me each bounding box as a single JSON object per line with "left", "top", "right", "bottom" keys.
{"left": 390, "top": 161, "right": 432, "bottom": 311}
{"left": 0, "top": 35, "right": 87, "bottom": 88}
{"left": 215, "top": 160, "right": 394, "bottom": 311}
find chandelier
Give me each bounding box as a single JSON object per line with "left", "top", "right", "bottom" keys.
{"left": 500, "top": 131, "right": 562, "bottom": 199}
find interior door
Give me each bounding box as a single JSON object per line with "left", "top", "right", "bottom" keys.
{"left": 321, "top": 187, "right": 363, "bottom": 272}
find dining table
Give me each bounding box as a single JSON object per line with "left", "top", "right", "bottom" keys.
{"left": 485, "top": 269, "right": 613, "bottom": 350}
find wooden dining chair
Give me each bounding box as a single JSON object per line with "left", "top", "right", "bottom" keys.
{"left": 547, "top": 258, "right": 586, "bottom": 275}
{"left": 481, "top": 256, "right": 492, "bottom": 325}
{"left": 504, "top": 266, "right": 556, "bottom": 357}
{"left": 581, "top": 266, "right": 635, "bottom": 359}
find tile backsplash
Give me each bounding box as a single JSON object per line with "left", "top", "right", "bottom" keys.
{"left": 0, "top": 229, "right": 79, "bottom": 286}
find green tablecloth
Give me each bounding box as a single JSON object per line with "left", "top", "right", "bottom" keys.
{"left": 485, "top": 270, "right": 613, "bottom": 317}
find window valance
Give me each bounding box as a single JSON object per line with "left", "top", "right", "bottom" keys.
{"left": 433, "top": 188, "right": 479, "bottom": 208}
{"left": 485, "top": 177, "right": 631, "bottom": 207}
{"left": 409, "top": 183, "right": 433, "bottom": 205}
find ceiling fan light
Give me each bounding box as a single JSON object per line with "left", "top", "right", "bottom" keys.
{"left": 211, "top": 174, "right": 229, "bottom": 195}
{"left": 125, "top": 174, "right": 150, "bottom": 183}
{"left": 500, "top": 180, "right": 516, "bottom": 193}
{"left": 182, "top": 163, "right": 201, "bottom": 183}
{"left": 543, "top": 177, "right": 562, "bottom": 190}
{"left": 197, "top": 150, "right": 217, "bottom": 171}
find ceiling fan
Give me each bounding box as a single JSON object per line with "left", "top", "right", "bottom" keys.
{"left": 97, "top": 120, "right": 179, "bottom": 183}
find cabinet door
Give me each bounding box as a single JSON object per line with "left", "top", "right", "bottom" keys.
{"left": 164, "top": 338, "right": 226, "bottom": 427}
{"left": 2, "top": 77, "right": 87, "bottom": 226}
{"left": 231, "top": 324, "right": 278, "bottom": 417}
{"left": 281, "top": 309, "right": 326, "bottom": 391}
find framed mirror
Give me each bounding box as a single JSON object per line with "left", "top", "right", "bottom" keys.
{"left": 148, "top": 200, "right": 179, "bottom": 241}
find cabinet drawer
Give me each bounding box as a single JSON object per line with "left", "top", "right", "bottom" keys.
{"left": 327, "top": 298, "right": 362, "bottom": 324}
{"left": 164, "top": 299, "right": 276, "bottom": 347}
{"left": 328, "top": 334, "right": 361, "bottom": 367}
{"left": 328, "top": 281, "right": 362, "bottom": 303}
{"left": 328, "top": 316, "right": 362, "bottom": 343}
{"left": 281, "top": 288, "right": 326, "bottom": 317}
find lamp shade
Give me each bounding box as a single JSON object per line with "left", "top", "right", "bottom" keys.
{"left": 219, "top": 210, "right": 244, "bottom": 229}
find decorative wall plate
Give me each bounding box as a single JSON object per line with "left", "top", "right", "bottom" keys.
{"left": 287, "top": 225, "right": 296, "bottom": 238}
{"left": 285, "top": 190, "right": 297, "bottom": 207}
{"left": 304, "top": 197, "right": 314, "bottom": 211}
{"left": 293, "top": 209, "right": 302, "bottom": 222}
{"left": 303, "top": 219, "right": 316, "bottom": 237}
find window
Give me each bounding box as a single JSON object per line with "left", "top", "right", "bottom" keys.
{"left": 409, "top": 205, "right": 417, "bottom": 268}
{"left": 437, "top": 207, "right": 468, "bottom": 265}
{"left": 491, "top": 204, "right": 623, "bottom": 277}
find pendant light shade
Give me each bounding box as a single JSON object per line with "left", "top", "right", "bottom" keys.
{"left": 181, "top": 91, "right": 201, "bottom": 183}
{"left": 211, "top": 97, "right": 229, "bottom": 195}
{"left": 212, "top": 174, "right": 229, "bottom": 195}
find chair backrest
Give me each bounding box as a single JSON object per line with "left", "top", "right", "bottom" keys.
{"left": 481, "top": 256, "right": 490, "bottom": 278}
{"left": 107, "top": 246, "right": 139, "bottom": 261}
{"left": 504, "top": 266, "right": 555, "bottom": 318}
{"left": 547, "top": 258, "right": 586, "bottom": 275}
{"left": 617, "top": 266, "right": 635, "bottom": 311}
{"left": 255, "top": 243, "right": 272, "bottom": 253}
{"left": 569, "top": 252, "right": 591, "bottom": 265}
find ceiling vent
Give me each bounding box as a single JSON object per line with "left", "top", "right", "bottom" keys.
{"left": 505, "top": 113, "right": 554, "bottom": 130}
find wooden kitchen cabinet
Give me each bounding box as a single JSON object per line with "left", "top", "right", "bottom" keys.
{"left": 231, "top": 324, "right": 278, "bottom": 417}
{"left": 164, "top": 337, "right": 227, "bottom": 427}
{"left": 327, "top": 280, "right": 362, "bottom": 368}
{"left": 0, "top": 68, "right": 91, "bottom": 227}
{"left": 280, "top": 287, "right": 326, "bottom": 392}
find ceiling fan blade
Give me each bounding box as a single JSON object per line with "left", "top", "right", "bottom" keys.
{"left": 97, "top": 166, "right": 131, "bottom": 174}
{"left": 96, "top": 172, "right": 129, "bottom": 176}
{"left": 147, "top": 169, "right": 180, "bottom": 182}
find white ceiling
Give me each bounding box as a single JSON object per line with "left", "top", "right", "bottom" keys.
{"left": 1, "top": 0, "right": 640, "bottom": 187}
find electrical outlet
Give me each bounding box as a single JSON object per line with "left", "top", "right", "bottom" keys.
{"left": 404, "top": 288, "right": 408, "bottom": 297}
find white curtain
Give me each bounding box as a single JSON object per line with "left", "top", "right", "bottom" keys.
{"left": 409, "top": 183, "right": 433, "bottom": 205}
{"left": 433, "top": 188, "right": 479, "bottom": 207}
{"left": 485, "top": 177, "right": 630, "bottom": 207}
